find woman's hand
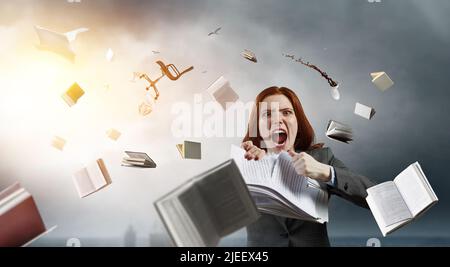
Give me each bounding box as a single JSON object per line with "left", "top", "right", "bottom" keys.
{"left": 241, "top": 141, "right": 266, "bottom": 160}
{"left": 288, "top": 150, "right": 331, "bottom": 182}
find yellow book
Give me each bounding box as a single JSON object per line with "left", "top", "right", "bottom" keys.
{"left": 62, "top": 83, "right": 85, "bottom": 107}
{"left": 51, "top": 136, "right": 66, "bottom": 151}
{"left": 106, "top": 128, "right": 121, "bottom": 141}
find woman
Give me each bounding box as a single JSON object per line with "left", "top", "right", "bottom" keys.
{"left": 242, "top": 86, "right": 376, "bottom": 247}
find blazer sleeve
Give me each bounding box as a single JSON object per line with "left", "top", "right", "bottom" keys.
{"left": 325, "top": 148, "right": 377, "bottom": 209}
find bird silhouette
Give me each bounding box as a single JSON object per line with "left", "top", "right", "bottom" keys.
{"left": 208, "top": 27, "right": 222, "bottom": 36}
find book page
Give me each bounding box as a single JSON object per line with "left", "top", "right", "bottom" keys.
{"left": 73, "top": 168, "right": 95, "bottom": 198}
{"left": 394, "top": 162, "right": 435, "bottom": 217}
{"left": 195, "top": 160, "right": 260, "bottom": 237}
{"left": 0, "top": 182, "right": 22, "bottom": 202}
{"left": 86, "top": 160, "right": 108, "bottom": 190}
{"left": 0, "top": 188, "right": 28, "bottom": 215}
{"left": 366, "top": 182, "right": 412, "bottom": 227}
{"left": 178, "top": 185, "right": 219, "bottom": 246}
{"left": 366, "top": 194, "right": 408, "bottom": 236}
{"left": 230, "top": 145, "right": 328, "bottom": 222}
{"left": 156, "top": 197, "right": 203, "bottom": 247}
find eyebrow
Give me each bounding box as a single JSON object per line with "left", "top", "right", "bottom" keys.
{"left": 260, "top": 107, "right": 294, "bottom": 113}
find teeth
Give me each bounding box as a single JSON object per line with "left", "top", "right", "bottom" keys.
{"left": 273, "top": 130, "right": 286, "bottom": 134}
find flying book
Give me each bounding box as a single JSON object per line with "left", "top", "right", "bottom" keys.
{"left": 354, "top": 102, "right": 376, "bottom": 120}
{"left": 154, "top": 159, "right": 260, "bottom": 247}
{"left": 176, "top": 141, "right": 201, "bottom": 160}
{"left": 241, "top": 49, "right": 257, "bottom": 63}
{"left": 62, "top": 82, "right": 85, "bottom": 107}
{"left": 122, "top": 151, "right": 157, "bottom": 168}
{"left": 0, "top": 183, "right": 57, "bottom": 247}
{"left": 51, "top": 136, "right": 66, "bottom": 151}
{"left": 230, "top": 145, "right": 329, "bottom": 223}
{"left": 366, "top": 162, "right": 438, "bottom": 236}
{"left": 73, "top": 159, "right": 112, "bottom": 198}
{"left": 35, "top": 25, "right": 89, "bottom": 62}
{"left": 371, "top": 72, "right": 394, "bottom": 91}
{"left": 206, "top": 76, "right": 239, "bottom": 110}
{"left": 326, "top": 120, "right": 353, "bottom": 143}
{"left": 106, "top": 128, "right": 121, "bottom": 141}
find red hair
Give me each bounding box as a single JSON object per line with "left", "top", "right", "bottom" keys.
{"left": 243, "top": 86, "right": 323, "bottom": 151}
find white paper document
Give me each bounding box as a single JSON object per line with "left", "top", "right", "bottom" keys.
{"left": 230, "top": 145, "right": 329, "bottom": 223}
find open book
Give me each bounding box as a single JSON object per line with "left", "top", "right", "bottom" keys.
{"left": 230, "top": 145, "right": 329, "bottom": 223}
{"left": 326, "top": 120, "right": 353, "bottom": 143}
{"left": 73, "top": 159, "right": 112, "bottom": 198}
{"left": 366, "top": 162, "right": 438, "bottom": 236}
{"left": 154, "top": 159, "right": 260, "bottom": 247}
{"left": 0, "top": 183, "right": 56, "bottom": 247}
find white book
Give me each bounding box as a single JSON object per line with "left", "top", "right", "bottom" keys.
{"left": 326, "top": 120, "right": 353, "bottom": 143}
{"left": 371, "top": 72, "right": 394, "bottom": 91}
{"left": 354, "top": 102, "right": 376, "bottom": 120}
{"left": 73, "top": 159, "right": 112, "bottom": 198}
{"left": 154, "top": 159, "right": 260, "bottom": 247}
{"left": 0, "top": 183, "right": 56, "bottom": 247}
{"left": 35, "top": 25, "right": 89, "bottom": 62}
{"left": 230, "top": 145, "right": 329, "bottom": 223}
{"left": 206, "top": 76, "right": 239, "bottom": 110}
{"left": 366, "top": 162, "right": 438, "bottom": 236}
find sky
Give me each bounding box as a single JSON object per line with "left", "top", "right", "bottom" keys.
{"left": 1, "top": 0, "right": 450, "bottom": 246}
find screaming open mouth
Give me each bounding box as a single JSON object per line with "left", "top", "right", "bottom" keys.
{"left": 271, "top": 129, "right": 288, "bottom": 147}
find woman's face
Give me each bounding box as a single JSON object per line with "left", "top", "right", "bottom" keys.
{"left": 258, "top": 94, "right": 298, "bottom": 153}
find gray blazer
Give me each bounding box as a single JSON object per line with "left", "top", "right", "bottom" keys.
{"left": 246, "top": 147, "right": 376, "bottom": 247}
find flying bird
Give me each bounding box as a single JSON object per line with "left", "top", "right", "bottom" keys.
{"left": 208, "top": 27, "right": 222, "bottom": 36}
{"left": 152, "top": 50, "right": 160, "bottom": 54}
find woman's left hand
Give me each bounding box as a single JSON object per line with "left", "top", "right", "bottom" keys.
{"left": 288, "top": 150, "right": 331, "bottom": 183}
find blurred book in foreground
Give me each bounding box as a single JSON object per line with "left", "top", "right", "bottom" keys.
{"left": 73, "top": 159, "right": 112, "bottom": 198}
{"left": 122, "top": 151, "right": 157, "bottom": 168}
{"left": 154, "top": 159, "right": 259, "bottom": 247}
{"left": 34, "top": 25, "right": 88, "bottom": 62}
{"left": 326, "top": 120, "right": 353, "bottom": 143}
{"left": 206, "top": 76, "right": 239, "bottom": 110}
{"left": 371, "top": 71, "right": 394, "bottom": 91}
{"left": 0, "top": 183, "right": 56, "bottom": 247}
{"left": 354, "top": 102, "right": 376, "bottom": 120}
{"left": 366, "top": 162, "right": 438, "bottom": 236}
{"left": 176, "top": 141, "right": 201, "bottom": 160}
{"left": 62, "top": 82, "right": 85, "bottom": 107}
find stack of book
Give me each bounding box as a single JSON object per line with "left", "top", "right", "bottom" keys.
{"left": 122, "top": 151, "right": 157, "bottom": 168}
{"left": 241, "top": 49, "right": 257, "bottom": 63}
